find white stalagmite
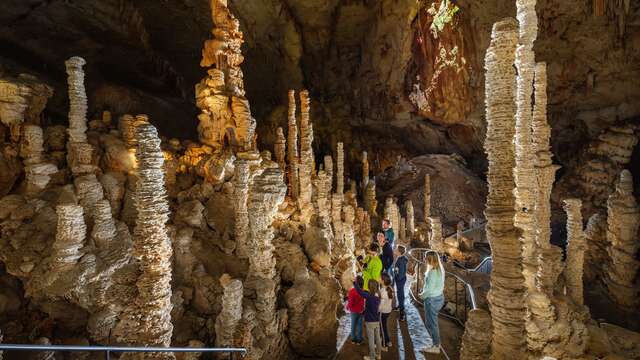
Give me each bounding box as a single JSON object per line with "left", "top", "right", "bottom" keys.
{"left": 92, "top": 199, "right": 117, "bottom": 249}
{"left": 423, "top": 174, "right": 431, "bottom": 225}
{"left": 336, "top": 142, "right": 344, "bottom": 198}
{"left": 21, "top": 124, "right": 57, "bottom": 193}
{"left": 324, "top": 155, "right": 334, "bottom": 192}
{"left": 214, "top": 274, "right": 244, "bottom": 352}
{"left": 563, "top": 198, "right": 586, "bottom": 306}
{"left": 65, "top": 56, "right": 96, "bottom": 177}
{"left": 604, "top": 170, "right": 640, "bottom": 309}
{"left": 234, "top": 159, "right": 250, "bottom": 258}
{"left": 399, "top": 216, "right": 406, "bottom": 243}
{"left": 406, "top": 200, "right": 415, "bottom": 240}
{"left": 331, "top": 193, "right": 345, "bottom": 261}
{"left": 482, "top": 18, "right": 527, "bottom": 359}
{"left": 287, "top": 90, "right": 299, "bottom": 200}
{"left": 362, "top": 151, "right": 369, "bottom": 188}
{"left": 428, "top": 217, "right": 443, "bottom": 252}
{"left": 52, "top": 204, "right": 86, "bottom": 269}
{"left": 297, "top": 90, "right": 313, "bottom": 211}
{"left": 274, "top": 127, "right": 286, "bottom": 172}
{"left": 114, "top": 123, "right": 174, "bottom": 359}
{"left": 364, "top": 180, "right": 377, "bottom": 216}
{"left": 74, "top": 174, "right": 104, "bottom": 221}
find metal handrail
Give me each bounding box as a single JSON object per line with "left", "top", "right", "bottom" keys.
{"left": 453, "top": 255, "right": 493, "bottom": 273}
{"left": 0, "top": 344, "right": 247, "bottom": 360}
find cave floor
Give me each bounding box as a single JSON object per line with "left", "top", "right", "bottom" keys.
{"left": 335, "top": 278, "right": 463, "bottom": 360}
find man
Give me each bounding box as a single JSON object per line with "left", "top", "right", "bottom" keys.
{"left": 378, "top": 232, "right": 394, "bottom": 281}
{"left": 362, "top": 243, "right": 383, "bottom": 291}
{"left": 394, "top": 245, "right": 409, "bottom": 321}
{"left": 382, "top": 219, "right": 395, "bottom": 248}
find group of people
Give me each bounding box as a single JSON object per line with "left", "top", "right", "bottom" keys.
{"left": 346, "top": 219, "right": 446, "bottom": 360}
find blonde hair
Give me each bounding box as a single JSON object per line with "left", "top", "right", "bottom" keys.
{"left": 426, "top": 252, "right": 441, "bottom": 271}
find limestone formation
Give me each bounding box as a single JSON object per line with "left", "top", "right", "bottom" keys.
{"left": 114, "top": 124, "right": 174, "bottom": 358}
{"left": 482, "top": 18, "right": 527, "bottom": 359}
{"left": 0, "top": 74, "right": 53, "bottom": 140}
{"left": 584, "top": 213, "right": 608, "bottom": 282}
{"left": 74, "top": 174, "right": 104, "bottom": 221}
{"left": 214, "top": 274, "right": 243, "bottom": 352}
{"left": 563, "top": 198, "right": 586, "bottom": 306}
{"left": 52, "top": 204, "right": 86, "bottom": 269}
{"left": 340, "top": 205, "right": 357, "bottom": 289}
{"left": 323, "top": 155, "right": 333, "bottom": 191}
{"left": 361, "top": 151, "right": 369, "bottom": 188}
{"left": 364, "top": 180, "right": 377, "bottom": 217}
{"left": 92, "top": 199, "right": 117, "bottom": 249}
{"left": 286, "top": 90, "right": 299, "bottom": 200}
{"left": 196, "top": 0, "right": 256, "bottom": 151}
{"left": 604, "top": 170, "right": 640, "bottom": 310}
{"left": 460, "top": 309, "right": 493, "bottom": 360}
{"left": 428, "top": 217, "right": 444, "bottom": 252}
{"left": 406, "top": 200, "right": 415, "bottom": 240}
{"left": 331, "top": 193, "right": 344, "bottom": 261}
{"left": 336, "top": 142, "right": 344, "bottom": 198}
{"left": 21, "top": 124, "right": 57, "bottom": 194}
{"left": 297, "top": 90, "right": 313, "bottom": 211}
{"left": 233, "top": 159, "right": 250, "bottom": 258}
{"left": 274, "top": 127, "right": 286, "bottom": 172}
{"left": 399, "top": 216, "right": 406, "bottom": 243}
{"left": 423, "top": 174, "right": 431, "bottom": 225}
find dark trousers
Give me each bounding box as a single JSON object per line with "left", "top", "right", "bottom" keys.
{"left": 380, "top": 312, "right": 391, "bottom": 346}
{"left": 395, "top": 278, "right": 406, "bottom": 311}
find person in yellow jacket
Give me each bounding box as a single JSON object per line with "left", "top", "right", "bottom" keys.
{"left": 362, "top": 243, "right": 383, "bottom": 291}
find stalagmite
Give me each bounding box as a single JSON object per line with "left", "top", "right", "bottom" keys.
{"left": 604, "top": 170, "right": 640, "bottom": 309}
{"left": 584, "top": 213, "right": 607, "bottom": 282}
{"left": 336, "top": 142, "right": 344, "bottom": 198}
{"left": 362, "top": 151, "right": 369, "bottom": 188}
{"left": 324, "top": 155, "right": 333, "bottom": 192}
{"left": 74, "top": 174, "right": 104, "bottom": 221}
{"left": 405, "top": 200, "right": 415, "bottom": 240}
{"left": 92, "top": 199, "right": 117, "bottom": 249}
{"left": 21, "top": 124, "right": 57, "bottom": 194}
{"left": 423, "top": 174, "right": 431, "bottom": 225}
{"left": 460, "top": 309, "right": 493, "bottom": 360}
{"left": 0, "top": 74, "right": 53, "bottom": 140}
{"left": 428, "top": 217, "right": 444, "bottom": 252}
{"left": 331, "top": 193, "right": 344, "bottom": 261}
{"left": 114, "top": 123, "right": 174, "bottom": 358}
{"left": 399, "top": 216, "right": 406, "bottom": 243}
{"left": 364, "top": 180, "right": 377, "bottom": 216}
{"left": 214, "top": 274, "right": 244, "bottom": 352}
{"left": 196, "top": 0, "right": 256, "bottom": 151}
{"left": 482, "top": 18, "right": 527, "bottom": 359}
{"left": 233, "top": 159, "right": 250, "bottom": 258}
{"left": 286, "top": 90, "right": 299, "bottom": 199}
{"left": 297, "top": 90, "right": 313, "bottom": 211}
{"left": 563, "top": 198, "right": 586, "bottom": 306}
{"left": 274, "top": 127, "right": 286, "bottom": 172}
{"left": 51, "top": 204, "right": 86, "bottom": 269}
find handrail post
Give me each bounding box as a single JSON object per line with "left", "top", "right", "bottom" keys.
{"left": 105, "top": 349, "right": 110, "bottom": 360}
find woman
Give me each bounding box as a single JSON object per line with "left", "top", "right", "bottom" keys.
{"left": 419, "top": 251, "right": 445, "bottom": 354}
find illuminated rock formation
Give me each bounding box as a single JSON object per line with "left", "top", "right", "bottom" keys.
{"left": 405, "top": 200, "right": 415, "bottom": 240}
{"left": 0, "top": 74, "right": 53, "bottom": 140}
{"left": 428, "top": 217, "right": 443, "bottom": 252}
{"left": 340, "top": 204, "right": 357, "bottom": 289}
{"left": 563, "top": 198, "right": 586, "bottom": 306}
{"left": 584, "top": 213, "right": 607, "bottom": 282}
{"left": 284, "top": 90, "right": 299, "bottom": 197}
{"left": 361, "top": 151, "right": 369, "bottom": 188}
{"left": 114, "top": 123, "right": 174, "bottom": 357}
{"left": 233, "top": 159, "right": 250, "bottom": 258}
{"left": 331, "top": 193, "right": 345, "bottom": 262}
{"left": 297, "top": 90, "right": 313, "bottom": 211}
{"left": 460, "top": 309, "right": 493, "bottom": 360}
{"left": 74, "top": 174, "right": 105, "bottom": 222}
{"left": 196, "top": 0, "right": 256, "bottom": 151}
{"left": 323, "top": 155, "right": 333, "bottom": 190}
{"left": 423, "top": 174, "right": 431, "bottom": 225}
{"left": 604, "top": 170, "right": 640, "bottom": 310}
{"left": 92, "top": 199, "right": 117, "bottom": 249}
{"left": 364, "top": 180, "right": 377, "bottom": 217}
{"left": 21, "top": 124, "right": 57, "bottom": 194}
{"left": 214, "top": 274, "right": 243, "bottom": 351}
{"left": 399, "top": 216, "right": 406, "bottom": 243}
{"left": 336, "top": 142, "right": 344, "bottom": 198}
{"left": 482, "top": 18, "right": 527, "bottom": 359}
{"left": 100, "top": 172, "right": 126, "bottom": 217}
{"left": 274, "top": 127, "right": 286, "bottom": 172}
{"left": 51, "top": 204, "right": 86, "bottom": 269}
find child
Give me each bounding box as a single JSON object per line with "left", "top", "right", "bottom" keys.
{"left": 362, "top": 243, "right": 382, "bottom": 291}
{"left": 346, "top": 276, "right": 365, "bottom": 344}
{"left": 419, "top": 251, "right": 446, "bottom": 354}
{"left": 354, "top": 279, "right": 382, "bottom": 360}
{"left": 394, "top": 245, "right": 409, "bottom": 321}
{"left": 379, "top": 273, "right": 394, "bottom": 350}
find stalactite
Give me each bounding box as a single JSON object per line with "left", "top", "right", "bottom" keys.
{"left": 483, "top": 18, "right": 527, "bottom": 359}
{"left": 297, "top": 90, "right": 313, "bottom": 211}
{"left": 234, "top": 159, "right": 250, "bottom": 259}
{"left": 51, "top": 204, "right": 86, "bottom": 270}
{"left": 604, "top": 170, "right": 640, "bottom": 310}
{"left": 287, "top": 90, "right": 299, "bottom": 200}
{"left": 274, "top": 127, "right": 286, "bottom": 173}
{"left": 214, "top": 274, "right": 244, "bottom": 353}
{"left": 563, "top": 198, "right": 586, "bottom": 306}
{"left": 423, "top": 174, "right": 431, "bottom": 225}
{"left": 336, "top": 142, "right": 344, "bottom": 198}
{"left": 406, "top": 200, "right": 415, "bottom": 240}
{"left": 114, "top": 123, "right": 173, "bottom": 359}
{"left": 362, "top": 151, "right": 369, "bottom": 189}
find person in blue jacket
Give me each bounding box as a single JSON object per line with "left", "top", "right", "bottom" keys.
{"left": 382, "top": 219, "right": 395, "bottom": 248}
{"left": 394, "top": 245, "right": 409, "bottom": 321}
{"left": 353, "top": 279, "right": 383, "bottom": 360}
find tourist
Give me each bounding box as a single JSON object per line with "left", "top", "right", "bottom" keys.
{"left": 382, "top": 219, "right": 394, "bottom": 247}
{"left": 419, "top": 251, "right": 445, "bottom": 354}
{"left": 378, "top": 232, "right": 394, "bottom": 280}
{"left": 379, "top": 273, "right": 394, "bottom": 350}
{"left": 353, "top": 279, "right": 382, "bottom": 360}
{"left": 346, "top": 275, "right": 365, "bottom": 344}
{"left": 394, "top": 245, "right": 409, "bottom": 321}
{"left": 362, "top": 243, "right": 382, "bottom": 291}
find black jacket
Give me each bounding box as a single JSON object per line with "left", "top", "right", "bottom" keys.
{"left": 381, "top": 242, "right": 394, "bottom": 271}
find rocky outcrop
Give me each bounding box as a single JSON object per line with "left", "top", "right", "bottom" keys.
{"left": 0, "top": 74, "right": 53, "bottom": 140}
{"left": 460, "top": 309, "right": 492, "bottom": 360}
{"left": 604, "top": 170, "right": 640, "bottom": 310}
{"left": 482, "top": 18, "right": 526, "bottom": 359}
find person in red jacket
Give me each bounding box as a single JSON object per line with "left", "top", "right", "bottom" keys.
{"left": 346, "top": 275, "right": 365, "bottom": 344}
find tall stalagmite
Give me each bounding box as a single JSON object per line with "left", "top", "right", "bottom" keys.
{"left": 563, "top": 198, "right": 586, "bottom": 306}
{"left": 21, "top": 124, "right": 57, "bottom": 194}
{"left": 297, "top": 90, "right": 313, "bottom": 211}
{"left": 233, "top": 159, "right": 250, "bottom": 258}
{"left": 362, "top": 151, "right": 369, "bottom": 188}
{"left": 482, "top": 18, "right": 527, "bottom": 359}
{"left": 52, "top": 204, "right": 86, "bottom": 269}
{"left": 214, "top": 274, "right": 244, "bottom": 352}
{"left": 428, "top": 217, "right": 444, "bottom": 252}
{"left": 286, "top": 90, "right": 298, "bottom": 200}
{"left": 364, "top": 180, "right": 377, "bottom": 217}
{"left": 423, "top": 174, "right": 431, "bottom": 225}
{"left": 336, "top": 142, "right": 344, "bottom": 198}
{"left": 274, "top": 127, "right": 286, "bottom": 172}
{"left": 196, "top": 0, "right": 256, "bottom": 151}
{"left": 114, "top": 123, "right": 174, "bottom": 358}
{"left": 65, "top": 56, "right": 96, "bottom": 176}
{"left": 604, "top": 170, "right": 640, "bottom": 309}
{"left": 405, "top": 200, "right": 415, "bottom": 240}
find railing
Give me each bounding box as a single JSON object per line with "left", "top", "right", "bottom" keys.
{"left": 453, "top": 256, "right": 493, "bottom": 275}
{"left": 0, "top": 344, "right": 247, "bottom": 360}
{"left": 407, "top": 248, "right": 478, "bottom": 326}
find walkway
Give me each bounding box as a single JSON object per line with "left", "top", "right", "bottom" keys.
{"left": 335, "top": 277, "right": 463, "bottom": 360}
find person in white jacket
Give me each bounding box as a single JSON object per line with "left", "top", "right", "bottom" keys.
{"left": 379, "top": 273, "right": 394, "bottom": 350}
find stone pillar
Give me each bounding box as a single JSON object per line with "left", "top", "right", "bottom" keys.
{"left": 52, "top": 204, "right": 86, "bottom": 270}
{"left": 604, "top": 170, "right": 640, "bottom": 310}
{"left": 563, "top": 198, "right": 586, "bottom": 306}
{"left": 428, "top": 217, "right": 443, "bottom": 252}
{"left": 286, "top": 90, "right": 299, "bottom": 200}
{"left": 584, "top": 213, "right": 607, "bottom": 282}
{"left": 74, "top": 174, "right": 104, "bottom": 222}
{"left": 331, "top": 193, "right": 344, "bottom": 261}
{"left": 362, "top": 151, "right": 369, "bottom": 189}
{"left": 482, "top": 18, "right": 527, "bottom": 359}
{"left": 21, "top": 124, "right": 57, "bottom": 194}
{"left": 234, "top": 160, "right": 250, "bottom": 259}
{"left": 399, "top": 216, "right": 406, "bottom": 244}
{"left": 423, "top": 174, "right": 431, "bottom": 225}
{"left": 460, "top": 309, "right": 493, "bottom": 360}
{"left": 364, "top": 180, "right": 377, "bottom": 217}
{"left": 214, "top": 274, "right": 244, "bottom": 353}
{"left": 336, "top": 142, "right": 344, "bottom": 199}
{"left": 323, "top": 155, "right": 333, "bottom": 192}
{"left": 274, "top": 127, "right": 286, "bottom": 172}
{"left": 406, "top": 200, "right": 415, "bottom": 240}
{"left": 297, "top": 90, "right": 313, "bottom": 211}
{"left": 92, "top": 199, "right": 117, "bottom": 250}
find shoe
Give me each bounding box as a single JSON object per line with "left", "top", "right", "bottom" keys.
{"left": 376, "top": 356, "right": 381, "bottom": 360}
{"left": 363, "top": 356, "right": 371, "bottom": 360}
{"left": 351, "top": 340, "right": 358, "bottom": 345}
{"left": 422, "top": 345, "right": 441, "bottom": 354}
{"left": 381, "top": 346, "right": 388, "bottom": 352}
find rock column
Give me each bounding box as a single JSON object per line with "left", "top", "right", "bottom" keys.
{"left": 286, "top": 90, "right": 299, "bottom": 200}
{"left": 406, "top": 200, "right": 415, "bottom": 240}
{"left": 214, "top": 275, "right": 244, "bottom": 354}
{"left": 563, "top": 198, "right": 586, "bottom": 306}
{"left": 423, "top": 174, "right": 431, "bottom": 225}
{"left": 234, "top": 160, "right": 250, "bottom": 258}
{"left": 297, "top": 90, "right": 313, "bottom": 211}
{"left": 274, "top": 127, "right": 286, "bottom": 172}
{"left": 52, "top": 204, "right": 86, "bottom": 269}
{"left": 65, "top": 57, "right": 96, "bottom": 176}
{"left": 362, "top": 151, "right": 369, "bottom": 188}
{"left": 336, "top": 142, "right": 344, "bottom": 199}
{"left": 428, "top": 217, "right": 444, "bottom": 252}
{"left": 21, "top": 124, "right": 57, "bottom": 194}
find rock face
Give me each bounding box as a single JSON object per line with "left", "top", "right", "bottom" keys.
{"left": 0, "top": 74, "right": 53, "bottom": 140}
